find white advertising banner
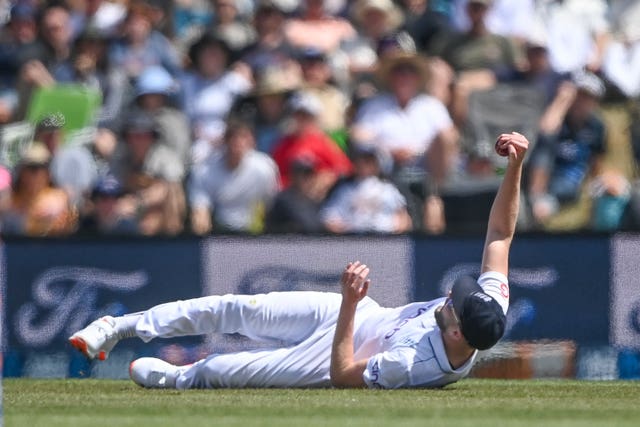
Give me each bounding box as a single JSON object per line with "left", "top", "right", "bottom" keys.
{"left": 202, "top": 235, "right": 413, "bottom": 308}
{"left": 611, "top": 234, "right": 640, "bottom": 349}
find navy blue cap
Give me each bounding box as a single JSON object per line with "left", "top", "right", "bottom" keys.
{"left": 451, "top": 276, "right": 506, "bottom": 350}
{"left": 298, "top": 47, "right": 326, "bottom": 62}
{"left": 10, "top": 2, "right": 36, "bottom": 21}
{"left": 92, "top": 175, "right": 123, "bottom": 198}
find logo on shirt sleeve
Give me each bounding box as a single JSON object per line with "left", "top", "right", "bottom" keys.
{"left": 500, "top": 282, "right": 509, "bottom": 299}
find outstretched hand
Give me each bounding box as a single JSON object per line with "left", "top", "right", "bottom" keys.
{"left": 340, "top": 261, "right": 370, "bottom": 304}
{"left": 495, "top": 132, "right": 529, "bottom": 163}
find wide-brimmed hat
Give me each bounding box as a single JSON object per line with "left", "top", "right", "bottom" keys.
{"left": 252, "top": 66, "right": 301, "bottom": 97}
{"left": 352, "top": 0, "right": 403, "bottom": 31}
{"left": 376, "top": 51, "right": 431, "bottom": 87}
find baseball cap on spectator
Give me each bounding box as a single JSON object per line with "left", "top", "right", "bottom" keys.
{"left": 572, "top": 70, "right": 606, "bottom": 98}
{"left": 92, "top": 175, "right": 124, "bottom": 198}
{"left": 350, "top": 144, "right": 393, "bottom": 176}
{"left": 450, "top": 276, "right": 506, "bottom": 350}
{"left": 123, "top": 111, "right": 158, "bottom": 136}
{"left": 297, "top": 47, "right": 327, "bottom": 62}
{"left": 352, "top": 0, "right": 404, "bottom": 32}
{"left": 290, "top": 155, "right": 317, "bottom": 175}
{"left": 376, "top": 31, "right": 417, "bottom": 58}
{"left": 135, "top": 65, "right": 176, "bottom": 97}
{"left": 524, "top": 25, "right": 548, "bottom": 50}
{"left": 350, "top": 144, "right": 378, "bottom": 161}
{"left": 288, "top": 91, "right": 322, "bottom": 116}
{"left": 10, "top": 2, "right": 37, "bottom": 22}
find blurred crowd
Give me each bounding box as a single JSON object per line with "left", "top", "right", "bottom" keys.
{"left": 0, "top": 0, "right": 639, "bottom": 237}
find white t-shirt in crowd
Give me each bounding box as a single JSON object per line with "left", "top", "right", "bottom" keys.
{"left": 320, "top": 176, "right": 407, "bottom": 233}
{"left": 354, "top": 93, "right": 453, "bottom": 158}
{"left": 188, "top": 149, "right": 279, "bottom": 231}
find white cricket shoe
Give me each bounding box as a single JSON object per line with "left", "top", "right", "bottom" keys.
{"left": 68, "top": 316, "right": 120, "bottom": 361}
{"left": 129, "top": 357, "right": 186, "bottom": 388}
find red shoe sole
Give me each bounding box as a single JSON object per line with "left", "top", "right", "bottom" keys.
{"left": 69, "top": 336, "right": 106, "bottom": 360}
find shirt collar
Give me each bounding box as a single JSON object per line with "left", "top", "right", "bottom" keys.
{"left": 428, "top": 330, "right": 478, "bottom": 374}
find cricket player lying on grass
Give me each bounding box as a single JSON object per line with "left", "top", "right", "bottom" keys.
{"left": 70, "top": 132, "right": 528, "bottom": 389}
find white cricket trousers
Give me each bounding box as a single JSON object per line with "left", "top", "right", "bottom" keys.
{"left": 134, "top": 291, "right": 380, "bottom": 389}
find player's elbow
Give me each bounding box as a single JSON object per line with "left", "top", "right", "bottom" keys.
{"left": 330, "top": 363, "right": 367, "bottom": 388}
{"left": 330, "top": 373, "right": 358, "bottom": 388}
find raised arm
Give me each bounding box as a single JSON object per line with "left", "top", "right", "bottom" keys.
{"left": 330, "top": 261, "right": 370, "bottom": 388}
{"left": 481, "top": 132, "right": 529, "bottom": 276}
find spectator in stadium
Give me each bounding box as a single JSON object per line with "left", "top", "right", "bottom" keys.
{"left": 180, "top": 32, "right": 252, "bottom": 162}
{"left": 321, "top": 145, "right": 412, "bottom": 233}
{"left": 434, "top": 0, "right": 520, "bottom": 126}
{"left": 241, "top": 0, "right": 296, "bottom": 73}
{"left": 108, "top": 0, "right": 181, "bottom": 79}
{"left": 56, "top": 28, "right": 130, "bottom": 129}
{"left": 110, "top": 111, "right": 186, "bottom": 235}
{"left": 210, "top": 0, "right": 256, "bottom": 54}
{"left": 526, "top": 71, "right": 614, "bottom": 229}
{"left": 15, "top": 4, "right": 74, "bottom": 117}
{"left": 66, "top": 0, "right": 127, "bottom": 39}
{"left": 530, "top": 0, "right": 609, "bottom": 75}
{"left": 342, "top": 0, "right": 405, "bottom": 77}
{"left": 189, "top": 121, "right": 279, "bottom": 234}
{"left": 450, "top": 0, "right": 535, "bottom": 41}
{"left": 601, "top": 2, "right": 640, "bottom": 100}
{"left": 272, "top": 92, "right": 352, "bottom": 195}
{"left": 132, "top": 65, "right": 191, "bottom": 166}
{"left": 266, "top": 156, "right": 327, "bottom": 233}
{"left": 297, "top": 47, "right": 349, "bottom": 137}
{"left": 36, "top": 4, "right": 75, "bottom": 80}
{"left": 231, "top": 65, "right": 301, "bottom": 154}
{"left": 506, "top": 31, "right": 569, "bottom": 107}
{"left": 400, "top": 0, "right": 452, "bottom": 55}
{"left": 79, "top": 175, "right": 139, "bottom": 235}
{"left": 4, "top": 142, "right": 77, "bottom": 236}
{"left": 350, "top": 48, "right": 458, "bottom": 232}
{"left": 284, "top": 0, "right": 356, "bottom": 55}
{"left": 0, "top": 2, "right": 42, "bottom": 123}
{"left": 36, "top": 114, "right": 101, "bottom": 209}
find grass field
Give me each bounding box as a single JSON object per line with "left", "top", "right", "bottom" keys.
{"left": 4, "top": 378, "right": 640, "bottom": 427}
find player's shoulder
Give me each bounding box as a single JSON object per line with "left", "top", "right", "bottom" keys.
{"left": 478, "top": 271, "right": 509, "bottom": 314}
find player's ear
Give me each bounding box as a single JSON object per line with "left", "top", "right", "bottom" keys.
{"left": 450, "top": 326, "right": 465, "bottom": 343}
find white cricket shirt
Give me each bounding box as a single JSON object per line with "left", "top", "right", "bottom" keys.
{"left": 357, "top": 271, "right": 509, "bottom": 389}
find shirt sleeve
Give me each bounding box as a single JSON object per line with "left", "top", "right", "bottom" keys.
{"left": 426, "top": 97, "right": 454, "bottom": 135}
{"left": 478, "top": 271, "right": 509, "bottom": 315}
{"left": 188, "top": 162, "right": 212, "bottom": 209}
{"left": 363, "top": 349, "right": 412, "bottom": 389}
{"left": 363, "top": 346, "right": 458, "bottom": 389}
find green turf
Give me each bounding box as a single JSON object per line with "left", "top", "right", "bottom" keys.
{"left": 3, "top": 378, "right": 640, "bottom": 427}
